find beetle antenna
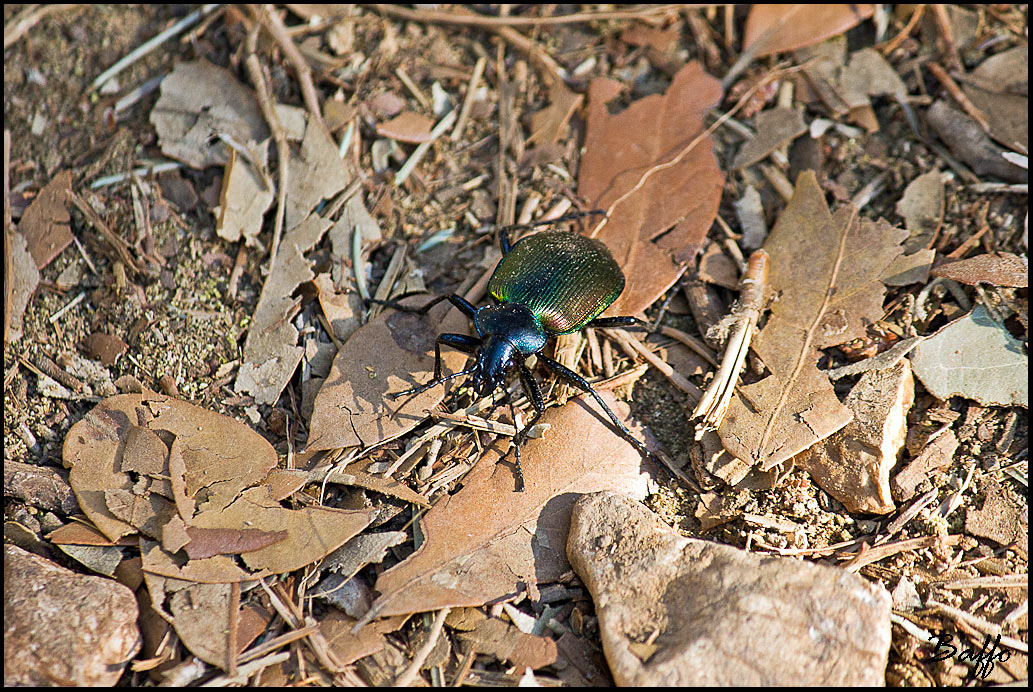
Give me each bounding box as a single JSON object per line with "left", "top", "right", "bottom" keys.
{"left": 494, "top": 209, "right": 605, "bottom": 245}
{"left": 387, "top": 365, "right": 477, "bottom": 419}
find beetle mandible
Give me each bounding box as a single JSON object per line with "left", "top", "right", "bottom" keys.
{"left": 375, "top": 215, "right": 654, "bottom": 490}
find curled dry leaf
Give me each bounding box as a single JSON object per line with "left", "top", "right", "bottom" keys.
{"left": 358, "top": 393, "right": 652, "bottom": 624}
{"left": 64, "top": 393, "right": 376, "bottom": 669}
{"left": 63, "top": 393, "right": 375, "bottom": 573}
{"left": 743, "top": 4, "right": 875, "bottom": 58}
{"left": 718, "top": 171, "right": 909, "bottom": 471}
{"left": 376, "top": 111, "right": 435, "bottom": 143}
{"left": 931, "top": 252, "right": 1028, "bottom": 288}
{"left": 579, "top": 61, "right": 724, "bottom": 316}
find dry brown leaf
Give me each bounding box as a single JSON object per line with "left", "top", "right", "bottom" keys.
{"left": 168, "top": 582, "right": 234, "bottom": 668}
{"left": 732, "top": 107, "right": 807, "bottom": 169}
{"left": 931, "top": 252, "right": 1028, "bottom": 288}
{"left": 64, "top": 394, "right": 278, "bottom": 541}
{"left": 795, "top": 360, "right": 914, "bottom": 514}
{"left": 307, "top": 300, "right": 469, "bottom": 451}
{"left": 962, "top": 45, "right": 1028, "bottom": 152}
{"left": 284, "top": 117, "right": 354, "bottom": 232}
{"left": 64, "top": 393, "right": 373, "bottom": 578}
{"left": 18, "top": 169, "right": 73, "bottom": 270}
{"left": 580, "top": 61, "right": 724, "bottom": 316}
{"left": 187, "top": 486, "right": 374, "bottom": 573}
{"left": 321, "top": 611, "right": 409, "bottom": 667}
{"left": 376, "top": 111, "right": 435, "bottom": 143}
{"left": 362, "top": 393, "right": 652, "bottom": 622}
{"left": 450, "top": 610, "right": 558, "bottom": 670}
{"left": 141, "top": 538, "right": 256, "bottom": 584}
{"left": 312, "top": 273, "right": 363, "bottom": 344}
{"left": 181, "top": 526, "right": 288, "bottom": 561}
{"left": 896, "top": 170, "right": 945, "bottom": 253}
{"left": 82, "top": 332, "right": 128, "bottom": 366}
{"left": 718, "top": 171, "right": 908, "bottom": 471}
{"left": 892, "top": 429, "right": 959, "bottom": 502}
{"left": 526, "top": 82, "right": 583, "bottom": 148}
{"left": 214, "top": 143, "right": 274, "bottom": 245}
{"left": 743, "top": 4, "right": 875, "bottom": 57}
{"left": 926, "top": 100, "right": 1027, "bottom": 182}
{"left": 47, "top": 521, "right": 135, "bottom": 547}
{"left": 235, "top": 214, "right": 332, "bottom": 405}
{"left": 7, "top": 223, "right": 40, "bottom": 343}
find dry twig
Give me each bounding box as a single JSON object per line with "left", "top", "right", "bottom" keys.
{"left": 691, "top": 250, "right": 769, "bottom": 434}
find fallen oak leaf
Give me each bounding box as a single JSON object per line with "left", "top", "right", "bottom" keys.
{"left": 307, "top": 297, "right": 469, "bottom": 452}
{"left": 357, "top": 393, "right": 653, "bottom": 626}
{"left": 718, "top": 171, "right": 909, "bottom": 471}
{"left": 743, "top": 4, "right": 875, "bottom": 57}
{"left": 580, "top": 61, "right": 724, "bottom": 316}
{"left": 18, "top": 169, "right": 74, "bottom": 270}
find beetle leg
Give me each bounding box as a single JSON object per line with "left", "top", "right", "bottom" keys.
{"left": 366, "top": 293, "right": 448, "bottom": 314}
{"left": 537, "top": 354, "right": 653, "bottom": 459}
{"left": 504, "top": 394, "right": 526, "bottom": 492}
{"left": 496, "top": 210, "right": 606, "bottom": 255}
{"left": 501, "top": 362, "right": 546, "bottom": 492}
{"left": 432, "top": 333, "right": 480, "bottom": 379}
{"left": 367, "top": 293, "right": 478, "bottom": 319}
{"left": 584, "top": 315, "right": 653, "bottom": 332}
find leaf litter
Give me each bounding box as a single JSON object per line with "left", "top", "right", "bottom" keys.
{"left": 718, "top": 171, "right": 909, "bottom": 471}
{"left": 63, "top": 393, "right": 375, "bottom": 665}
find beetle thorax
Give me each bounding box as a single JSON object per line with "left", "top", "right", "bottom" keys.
{"left": 473, "top": 304, "right": 547, "bottom": 355}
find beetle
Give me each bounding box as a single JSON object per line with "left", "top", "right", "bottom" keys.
{"left": 375, "top": 215, "right": 654, "bottom": 490}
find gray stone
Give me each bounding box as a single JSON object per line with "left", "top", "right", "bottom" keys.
{"left": 567, "top": 492, "right": 891, "bottom": 686}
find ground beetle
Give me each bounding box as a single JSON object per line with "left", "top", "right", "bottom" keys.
{"left": 374, "top": 214, "right": 653, "bottom": 490}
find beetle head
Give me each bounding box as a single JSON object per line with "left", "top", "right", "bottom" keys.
{"left": 474, "top": 335, "right": 518, "bottom": 397}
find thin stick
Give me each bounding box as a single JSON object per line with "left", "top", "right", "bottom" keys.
{"left": 930, "top": 4, "right": 962, "bottom": 72}
{"left": 878, "top": 4, "right": 925, "bottom": 55}
{"left": 925, "top": 61, "right": 991, "bottom": 133}
{"left": 452, "top": 56, "right": 487, "bottom": 142}
{"left": 431, "top": 410, "right": 518, "bottom": 436}
{"left": 691, "top": 250, "right": 768, "bottom": 434}
{"left": 603, "top": 328, "right": 702, "bottom": 400}
{"left": 244, "top": 20, "right": 289, "bottom": 274}
{"left": 394, "top": 607, "right": 451, "bottom": 686}
{"left": 658, "top": 325, "right": 718, "bottom": 367}
{"left": 68, "top": 191, "right": 143, "bottom": 274}
{"left": 394, "top": 109, "right": 457, "bottom": 186}
{"left": 369, "top": 4, "right": 676, "bottom": 28}
{"left": 89, "top": 5, "right": 219, "bottom": 91}
{"left": 261, "top": 4, "right": 323, "bottom": 125}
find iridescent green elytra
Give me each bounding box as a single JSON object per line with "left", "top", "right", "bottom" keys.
{"left": 488, "top": 231, "right": 625, "bottom": 334}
